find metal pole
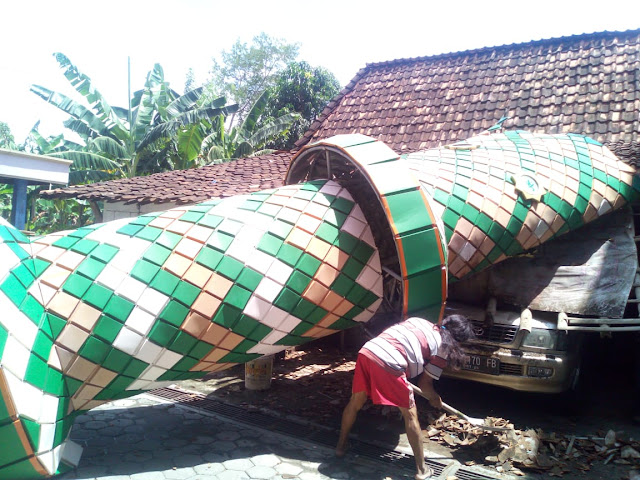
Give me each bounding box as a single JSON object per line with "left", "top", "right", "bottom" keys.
{"left": 10, "top": 179, "right": 28, "bottom": 230}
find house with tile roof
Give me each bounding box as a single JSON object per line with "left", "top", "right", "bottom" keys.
{"left": 43, "top": 28, "right": 640, "bottom": 221}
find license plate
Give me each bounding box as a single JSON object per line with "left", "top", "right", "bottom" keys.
{"left": 463, "top": 355, "right": 500, "bottom": 375}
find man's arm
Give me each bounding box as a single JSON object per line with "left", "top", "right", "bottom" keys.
{"left": 417, "top": 373, "right": 443, "bottom": 410}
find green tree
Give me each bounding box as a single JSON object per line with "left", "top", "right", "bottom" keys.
{"left": 0, "top": 121, "right": 16, "bottom": 149}
{"left": 31, "top": 53, "right": 234, "bottom": 178}
{"left": 207, "top": 33, "right": 299, "bottom": 123}
{"left": 204, "top": 91, "right": 299, "bottom": 163}
{"left": 263, "top": 61, "right": 340, "bottom": 150}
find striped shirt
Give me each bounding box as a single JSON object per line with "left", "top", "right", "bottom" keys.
{"left": 359, "top": 317, "right": 447, "bottom": 380}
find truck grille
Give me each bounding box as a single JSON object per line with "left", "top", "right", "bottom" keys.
{"left": 500, "top": 363, "right": 523, "bottom": 376}
{"left": 470, "top": 320, "right": 518, "bottom": 344}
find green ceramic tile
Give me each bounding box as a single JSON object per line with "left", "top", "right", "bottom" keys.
{"left": 134, "top": 226, "right": 162, "bottom": 243}
{"left": 6, "top": 242, "right": 30, "bottom": 260}
{"left": 275, "top": 334, "right": 309, "bottom": 346}
{"left": 331, "top": 196, "right": 355, "bottom": 214}
{"left": 441, "top": 208, "right": 460, "bottom": 231}
{"left": 156, "top": 231, "right": 182, "bottom": 250}
{"left": 62, "top": 273, "right": 93, "bottom": 298}
{"left": 223, "top": 285, "right": 251, "bottom": 310}
{"left": 131, "top": 213, "right": 157, "bottom": 225}
{"left": 44, "top": 368, "right": 64, "bottom": 397}
{"left": 487, "top": 222, "right": 505, "bottom": 244}
{"left": 52, "top": 236, "right": 79, "bottom": 250}
{"left": 102, "top": 348, "right": 132, "bottom": 372}
{"left": 351, "top": 241, "right": 375, "bottom": 264}
{"left": 219, "top": 352, "right": 260, "bottom": 363}
{"left": 257, "top": 233, "right": 283, "bottom": 256}
{"left": 232, "top": 315, "right": 260, "bottom": 337}
{"left": 234, "top": 338, "right": 258, "bottom": 353}
{"left": 180, "top": 211, "right": 205, "bottom": 223}
{"left": 330, "top": 273, "right": 354, "bottom": 297}
{"left": 159, "top": 300, "right": 189, "bottom": 327}
{"left": 277, "top": 243, "right": 303, "bottom": 267}
{"left": 173, "top": 281, "right": 200, "bottom": 306}
{"left": 116, "top": 223, "right": 143, "bottom": 237}
{"left": 30, "top": 331, "right": 53, "bottom": 362}
{"left": 213, "top": 304, "right": 242, "bottom": 329}
{"left": 0, "top": 273, "right": 27, "bottom": 307}
{"left": 123, "top": 358, "right": 148, "bottom": 377}
{"left": 273, "top": 287, "right": 299, "bottom": 312}
{"left": 93, "top": 314, "right": 123, "bottom": 343}
{"left": 149, "top": 320, "right": 179, "bottom": 345}
{"left": 577, "top": 182, "right": 592, "bottom": 202}
{"left": 45, "top": 313, "right": 66, "bottom": 339}
{"left": 287, "top": 270, "right": 312, "bottom": 294}
{"left": 290, "top": 321, "right": 314, "bottom": 336}
{"left": 0, "top": 327, "right": 7, "bottom": 360}
{"left": 24, "top": 354, "right": 48, "bottom": 390}
{"left": 333, "top": 231, "right": 359, "bottom": 254}
{"left": 268, "top": 219, "right": 293, "bottom": 240}
{"left": 296, "top": 254, "right": 321, "bottom": 277}
{"left": 246, "top": 323, "right": 272, "bottom": 342}
{"left": 316, "top": 223, "right": 339, "bottom": 244}
{"left": 78, "top": 336, "right": 110, "bottom": 363}
{"left": 461, "top": 203, "right": 480, "bottom": 224}
{"left": 359, "top": 290, "right": 379, "bottom": 309}
{"left": 149, "top": 269, "right": 180, "bottom": 296}
{"left": 216, "top": 256, "right": 244, "bottom": 280}
{"left": 189, "top": 341, "right": 213, "bottom": 359}
{"left": 131, "top": 259, "right": 160, "bottom": 283}
{"left": 12, "top": 264, "right": 35, "bottom": 289}
{"left": 406, "top": 267, "right": 444, "bottom": 316}
{"left": 236, "top": 267, "right": 263, "bottom": 291}
{"left": 506, "top": 217, "right": 523, "bottom": 237}
{"left": 170, "top": 331, "right": 198, "bottom": 355}
{"left": 208, "top": 231, "right": 234, "bottom": 253}
{"left": 63, "top": 376, "right": 83, "bottom": 397}
{"left": 447, "top": 194, "right": 466, "bottom": 215}
{"left": 19, "top": 294, "right": 45, "bottom": 325}
{"left": 82, "top": 283, "right": 113, "bottom": 310}
{"left": 292, "top": 298, "right": 316, "bottom": 319}
{"left": 0, "top": 424, "right": 30, "bottom": 470}
{"left": 70, "top": 238, "right": 99, "bottom": 255}
{"left": 574, "top": 195, "right": 589, "bottom": 215}
{"left": 324, "top": 209, "right": 348, "bottom": 228}
{"left": 196, "top": 246, "right": 223, "bottom": 271}
{"left": 342, "top": 257, "right": 365, "bottom": 280}
{"left": 343, "top": 305, "right": 365, "bottom": 320}
{"left": 328, "top": 318, "right": 357, "bottom": 330}
{"left": 306, "top": 306, "right": 328, "bottom": 324}
{"left": 197, "top": 214, "right": 224, "bottom": 230}
{"left": 76, "top": 257, "right": 107, "bottom": 280}
{"left": 399, "top": 228, "right": 441, "bottom": 277}
{"left": 240, "top": 199, "right": 262, "bottom": 212}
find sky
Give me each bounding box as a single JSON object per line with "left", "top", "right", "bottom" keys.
{"left": 1, "top": 0, "right": 639, "bottom": 142}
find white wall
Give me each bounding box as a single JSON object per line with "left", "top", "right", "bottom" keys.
{"left": 102, "top": 201, "right": 180, "bottom": 222}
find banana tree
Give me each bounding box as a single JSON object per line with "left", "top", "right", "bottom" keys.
{"left": 203, "top": 90, "right": 300, "bottom": 163}
{"left": 30, "top": 53, "right": 235, "bottom": 178}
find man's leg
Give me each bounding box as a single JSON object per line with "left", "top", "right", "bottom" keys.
{"left": 399, "top": 405, "right": 431, "bottom": 479}
{"left": 336, "top": 391, "right": 367, "bottom": 456}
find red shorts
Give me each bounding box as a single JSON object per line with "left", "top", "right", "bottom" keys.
{"left": 352, "top": 353, "right": 415, "bottom": 409}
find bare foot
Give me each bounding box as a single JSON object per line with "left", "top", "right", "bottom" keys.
{"left": 335, "top": 442, "right": 350, "bottom": 458}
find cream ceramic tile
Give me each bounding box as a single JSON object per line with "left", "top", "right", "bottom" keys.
{"left": 217, "top": 218, "right": 243, "bottom": 236}
{"left": 218, "top": 331, "right": 243, "bottom": 350}
{"left": 56, "top": 324, "right": 89, "bottom": 353}
{"left": 39, "top": 264, "right": 72, "bottom": 290}
{"left": 183, "top": 263, "right": 213, "bottom": 289}
{"left": 35, "top": 245, "right": 67, "bottom": 263}
{"left": 204, "top": 272, "right": 234, "bottom": 300}
{"left": 306, "top": 237, "right": 331, "bottom": 261}
{"left": 302, "top": 280, "right": 329, "bottom": 305}
{"left": 88, "top": 368, "right": 117, "bottom": 388}
{"left": 55, "top": 250, "right": 86, "bottom": 271}
{"left": 164, "top": 252, "right": 192, "bottom": 277}
{"left": 149, "top": 216, "right": 174, "bottom": 229}
{"left": 48, "top": 345, "right": 74, "bottom": 373}
{"left": 47, "top": 291, "right": 80, "bottom": 319}
{"left": 286, "top": 227, "right": 313, "bottom": 250}
{"left": 314, "top": 263, "right": 339, "bottom": 288}
{"left": 125, "top": 306, "right": 156, "bottom": 336}
{"left": 192, "top": 292, "right": 222, "bottom": 318}
{"left": 166, "top": 219, "right": 193, "bottom": 236}
{"left": 186, "top": 224, "right": 215, "bottom": 244}
{"left": 201, "top": 323, "right": 229, "bottom": 346}
{"left": 66, "top": 356, "right": 97, "bottom": 381}
{"left": 182, "top": 312, "right": 211, "bottom": 338}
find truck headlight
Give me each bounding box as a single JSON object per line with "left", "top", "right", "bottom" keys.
{"left": 521, "top": 327, "right": 557, "bottom": 349}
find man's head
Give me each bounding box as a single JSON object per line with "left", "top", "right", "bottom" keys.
{"left": 440, "top": 314, "right": 475, "bottom": 369}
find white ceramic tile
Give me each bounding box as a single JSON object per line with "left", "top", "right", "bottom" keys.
{"left": 277, "top": 315, "right": 302, "bottom": 333}
{"left": 0, "top": 296, "right": 37, "bottom": 350}
{"left": 356, "top": 265, "right": 380, "bottom": 291}
{"left": 351, "top": 204, "right": 366, "bottom": 222}
{"left": 337, "top": 188, "right": 355, "bottom": 200}
{"left": 60, "top": 440, "right": 83, "bottom": 467}
{"left": 36, "top": 450, "right": 56, "bottom": 476}
{"left": 125, "top": 379, "right": 153, "bottom": 391}
{"left": 137, "top": 287, "right": 169, "bottom": 316}
{"left": 96, "top": 264, "right": 127, "bottom": 291}
{"left": 218, "top": 218, "right": 244, "bottom": 236}
{"left": 366, "top": 297, "right": 383, "bottom": 315}
{"left": 341, "top": 215, "right": 366, "bottom": 239}
{"left": 322, "top": 209, "right": 340, "bottom": 226}
{"left": 1, "top": 335, "right": 31, "bottom": 379}
{"left": 266, "top": 259, "right": 293, "bottom": 285}
{"left": 155, "top": 348, "right": 183, "bottom": 369}
{"left": 139, "top": 365, "right": 167, "bottom": 381}
{"left": 0, "top": 243, "right": 20, "bottom": 276}
{"left": 254, "top": 277, "right": 283, "bottom": 303}
{"left": 125, "top": 306, "right": 156, "bottom": 336}
{"left": 226, "top": 240, "right": 254, "bottom": 264}
{"left": 235, "top": 224, "right": 267, "bottom": 247}
{"left": 371, "top": 276, "right": 384, "bottom": 297}
{"left": 29, "top": 282, "right": 57, "bottom": 308}
{"left": 367, "top": 249, "right": 382, "bottom": 273}
{"left": 246, "top": 344, "right": 288, "bottom": 355}
{"left": 135, "top": 339, "right": 163, "bottom": 364}
{"left": 3, "top": 368, "right": 43, "bottom": 421}
{"left": 113, "top": 327, "right": 144, "bottom": 356}
{"left": 259, "top": 305, "right": 288, "bottom": 329}
{"left": 38, "top": 422, "right": 56, "bottom": 454}
{"left": 39, "top": 393, "right": 59, "bottom": 424}
{"left": 243, "top": 295, "right": 271, "bottom": 321}
{"left": 459, "top": 241, "right": 477, "bottom": 262}
{"left": 261, "top": 330, "right": 287, "bottom": 345}
{"left": 246, "top": 250, "right": 274, "bottom": 275}
{"left": 310, "top": 193, "right": 332, "bottom": 207}
{"left": 277, "top": 207, "right": 302, "bottom": 225}
{"left": 353, "top": 308, "right": 374, "bottom": 323}
{"left": 319, "top": 182, "right": 341, "bottom": 196}
{"left": 115, "top": 275, "right": 147, "bottom": 303}
{"left": 360, "top": 226, "right": 376, "bottom": 248}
